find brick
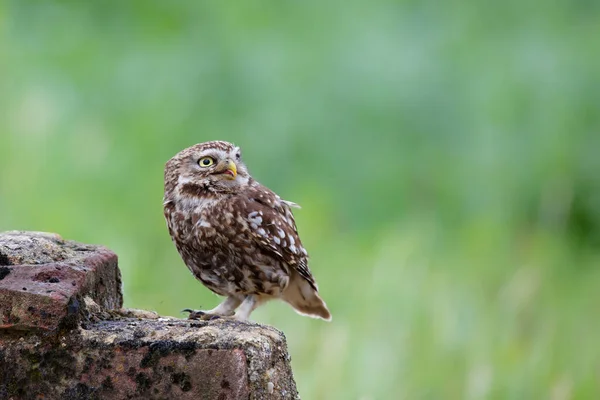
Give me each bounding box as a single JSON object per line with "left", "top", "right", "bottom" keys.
{"left": 0, "top": 317, "right": 299, "bottom": 399}
{"left": 0, "top": 231, "right": 122, "bottom": 332}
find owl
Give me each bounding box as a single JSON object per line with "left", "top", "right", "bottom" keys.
{"left": 163, "top": 141, "right": 331, "bottom": 322}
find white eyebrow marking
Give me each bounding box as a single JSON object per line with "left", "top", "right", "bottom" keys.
{"left": 177, "top": 176, "right": 193, "bottom": 185}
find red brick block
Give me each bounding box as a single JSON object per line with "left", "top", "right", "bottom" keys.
{"left": 0, "top": 231, "right": 122, "bottom": 332}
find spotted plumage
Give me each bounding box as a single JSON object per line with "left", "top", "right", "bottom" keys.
{"left": 163, "top": 141, "right": 331, "bottom": 321}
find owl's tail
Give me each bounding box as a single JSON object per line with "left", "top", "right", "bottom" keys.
{"left": 282, "top": 273, "right": 332, "bottom": 321}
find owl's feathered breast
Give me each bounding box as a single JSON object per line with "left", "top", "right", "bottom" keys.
{"left": 164, "top": 182, "right": 315, "bottom": 297}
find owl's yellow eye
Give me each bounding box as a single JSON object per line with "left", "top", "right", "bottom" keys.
{"left": 198, "top": 157, "right": 214, "bottom": 167}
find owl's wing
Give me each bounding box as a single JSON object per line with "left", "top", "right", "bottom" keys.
{"left": 239, "top": 185, "right": 317, "bottom": 290}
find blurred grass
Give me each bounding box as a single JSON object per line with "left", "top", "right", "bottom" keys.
{"left": 2, "top": 1, "right": 600, "bottom": 398}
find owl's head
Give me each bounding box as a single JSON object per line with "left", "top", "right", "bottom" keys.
{"left": 164, "top": 141, "right": 251, "bottom": 197}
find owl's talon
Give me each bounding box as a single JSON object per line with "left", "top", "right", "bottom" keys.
{"left": 182, "top": 309, "right": 208, "bottom": 320}
{"left": 182, "top": 309, "right": 227, "bottom": 321}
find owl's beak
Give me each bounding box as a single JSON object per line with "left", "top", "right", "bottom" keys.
{"left": 217, "top": 159, "right": 237, "bottom": 180}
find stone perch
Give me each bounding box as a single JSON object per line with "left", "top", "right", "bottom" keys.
{"left": 0, "top": 231, "right": 299, "bottom": 399}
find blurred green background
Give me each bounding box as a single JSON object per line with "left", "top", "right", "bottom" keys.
{"left": 2, "top": 1, "right": 600, "bottom": 398}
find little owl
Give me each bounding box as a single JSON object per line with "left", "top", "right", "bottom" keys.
{"left": 163, "top": 141, "right": 331, "bottom": 321}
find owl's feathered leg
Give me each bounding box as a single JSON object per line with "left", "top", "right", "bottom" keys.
{"left": 233, "top": 295, "right": 263, "bottom": 321}
{"left": 184, "top": 295, "right": 242, "bottom": 320}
